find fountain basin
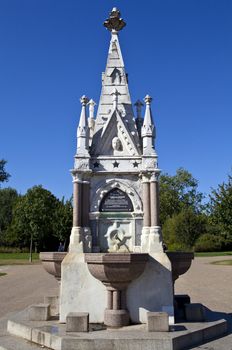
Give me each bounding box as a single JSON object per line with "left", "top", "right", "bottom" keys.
{"left": 166, "top": 251, "right": 194, "bottom": 284}
{"left": 85, "top": 253, "right": 148, "bottom": 327}
{"left": 39, "top": 252, "right": 67, "bottom": 281}
{"left": 85, "top": 253, "right": 148, "bottom": 289}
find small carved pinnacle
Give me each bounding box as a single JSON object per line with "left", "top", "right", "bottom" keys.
{"left": 135, "top": 99, "right": 144, "bottom": 107}
{"left": 80, "top": 95, "right": 89, "bottom": 106}
{"left": 135, "top": 99, "right": 144, "bottom": 119}
{"left": 88, "top": 99, "right": 96, "bottom": 107}
{"left": 104, "top": 8, "right": 126, "bottom": 32}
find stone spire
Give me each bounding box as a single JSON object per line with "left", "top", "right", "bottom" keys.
{"left": 77, "top": 95, "right": 90, "bottom": 155}
{"left": 141, "top": 95, "right": 156, "bottom": 155}
{"left": 91, "top": 8, "right": 141, "bottom": 155}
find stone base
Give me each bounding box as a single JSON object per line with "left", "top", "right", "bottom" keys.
{"left": 141, "top": 226, "right": 163, "bottom": 253}
{"left": 147, "top": 312, "right": 169, "bottom": 332}
{"left": 185, "top": 303, "right": 206, "bottom": 322}
{"left": 60, "top": 251, "right": 174, "bottom": 324}
{"left": 44, "top": 296, "right": 59, "bottom": 317}
{"left": 66, "top": 312, "right": 89, "bottom": 332}
{"left": 174, "top": 294, "right": 191, "bottom": 321}
{"left": 69, "top": 227, "right": 84, "bottom": 253}
{"left": 28, "top": 304, "right": 50, "bottom": 321}
{"left": 104, "top": 309, "right": 129, "bottom": 328}
{"left": 7, "top": 308, "right": 228, "bottom": 350}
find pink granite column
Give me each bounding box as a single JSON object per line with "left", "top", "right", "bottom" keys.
{"left": 73, "top": 179, "right": 82, "bottom": 227}
{"left": 82, "top": 180, "right": 90, "bottom": 227}
{"left": 150, "top": 173, "right": 160, "bottom": 226}
{"left": 143, "top": 177, "right": 151, "bottom": 227}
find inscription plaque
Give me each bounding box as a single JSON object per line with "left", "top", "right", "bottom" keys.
{"left": 100, "top": 188, "right": 133, "bottom": 212}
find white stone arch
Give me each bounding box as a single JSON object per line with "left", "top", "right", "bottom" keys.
{"left": 90, "top": 178, "right": 142, "bottom": 213}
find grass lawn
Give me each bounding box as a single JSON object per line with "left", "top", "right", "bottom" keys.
{"left": 211, "top": 260, "right": 232, "bottom": 266}
{"left": 195, "top": 251, "right": 232, "bottom": 257}
{"left": 0, "top": 253, "right": 40, "bottom": 265}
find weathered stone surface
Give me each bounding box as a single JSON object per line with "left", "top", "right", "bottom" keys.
{"left": 44, "top": 296, "right": 59, "bottom": 317}
{"left": 185, "top": 303, "right": 206, "bottom": 322}
{"left": 7, "top": 308, "right": 228, "bottom": 350}
{"left": 28, "top": 304, "right": 50, "bottom": 321}
{"left": 66, "top": 312, "right": 89, "bottom": 332}
{"left": 147, "top": 312, "right": 169, "bottom": 332}
{"left": 127, "top": 252, "right": 174, "bottom": 324}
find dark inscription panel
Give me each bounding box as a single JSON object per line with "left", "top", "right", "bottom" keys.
{"left": 100, "top": 188, "right": 133, "bottom": 212}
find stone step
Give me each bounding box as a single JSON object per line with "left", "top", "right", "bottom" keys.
{"left": 0, "top": 334, "right": 50, "bottom": 350}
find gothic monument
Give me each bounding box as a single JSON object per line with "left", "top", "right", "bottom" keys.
{"left": 60, "top": 7, "right": 174, "bottom": 325}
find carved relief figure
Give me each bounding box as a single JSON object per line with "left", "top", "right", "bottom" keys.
{"left": 112, "top": 137, "right": 122, "bottom": 151}
{"left": 104, "top": 223, "right": 131, "bottom": 252}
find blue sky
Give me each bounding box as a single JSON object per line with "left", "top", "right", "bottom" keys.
{"left": 0, "top": 0, "right": 231, "bottom": 200}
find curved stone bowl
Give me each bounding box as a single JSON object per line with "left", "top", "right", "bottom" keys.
{"left": 85, "top": 253, "right": 149, "bottom": 290}
{"left": 85, "top": 253, "right": 149, "bottom": 327}
{"left": 166, "top": 251, "right": 194, "bottom": 284}
{"left": 39, "top": 252, "right": 67, "bottom": 281}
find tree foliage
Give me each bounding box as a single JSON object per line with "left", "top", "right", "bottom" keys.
{"left": 209, "top": 174, "right": 232, "bottom": 248}
{"left": 159, "top": 168, "right": 204, "bottom": 225}
{"left": 0, "top": 160, "right": 10, "bottom": 185}
{"left": 8, "top": 186, "right": 72, "bottom": 251}
{"left": 52, "top": 197, "right": 72, "bottom": 249}
{"left": 0, "top": 188, "right": 19, "bottom": 240}
{"left": 162, "top": 208, "right": 207, "bottom": 250}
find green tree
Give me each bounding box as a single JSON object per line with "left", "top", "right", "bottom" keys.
{"left": 209, "top": 174, "right": 232, "bottom": 248}
{"left": 0, "top": 188, "right": 19, "bottom": 240}
{"left": 162, "top": 208, "right": 207, "bottom": 250}
{"left": 0, "top": 160, "right": 10, "bottom": 185}
{"left": 159, "top": 168, "right": 204, "bottom": 225}
{"left": 52, "top": 197, "right": 72, "bottom": 249}
{"left": 9, "top": 186, "right": 60, "bottom": 253}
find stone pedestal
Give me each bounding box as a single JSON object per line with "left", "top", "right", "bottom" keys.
{"left": 60, "top": 251, "right": 174, "bottom": 324}
{"left": 28, "top": 304, "right": 50, "bottom": 321}
{"left": 66, "top": 312, "right": 89, "bottom": 332}
{"left": 147, "top": 312, "right": 169, "bottom": 332}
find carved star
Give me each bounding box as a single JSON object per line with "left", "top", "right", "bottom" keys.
{"left": 113, "top": 161, "right": 119, "bottom": 168}
{"left": 93, "top": 162, "right": 99, "bottom": 168}
{"left": 133, "top": 161, "right": 139, "bottom": 168}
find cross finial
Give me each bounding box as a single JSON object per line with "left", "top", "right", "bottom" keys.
{"left": 104, "top": 8, "right": 126, "bottom": 32}
{"left": 80, "top": 95, "right": 89, "bottom": 106}
{"left": 144, "top": 95, "right": 153, "bottom": 105}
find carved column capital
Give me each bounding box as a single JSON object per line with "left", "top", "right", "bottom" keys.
{"left": 150, "top": 172, "right": 159, "bottom": 182}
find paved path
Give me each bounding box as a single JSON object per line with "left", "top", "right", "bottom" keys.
{"left": 175, "top": 256, "right": 232, "bottom": 313}
{"left": 0, "top": 264, "right": 58, "bottom": 318}
{"left": 175, "top": 256, "right": 232, "bottom": 349}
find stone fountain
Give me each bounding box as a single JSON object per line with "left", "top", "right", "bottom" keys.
{"left": 59, "top": 7, "right": 175, "bottom": 327}
{"left": 6, "top": 9, "right": 228, "bottom": 350}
